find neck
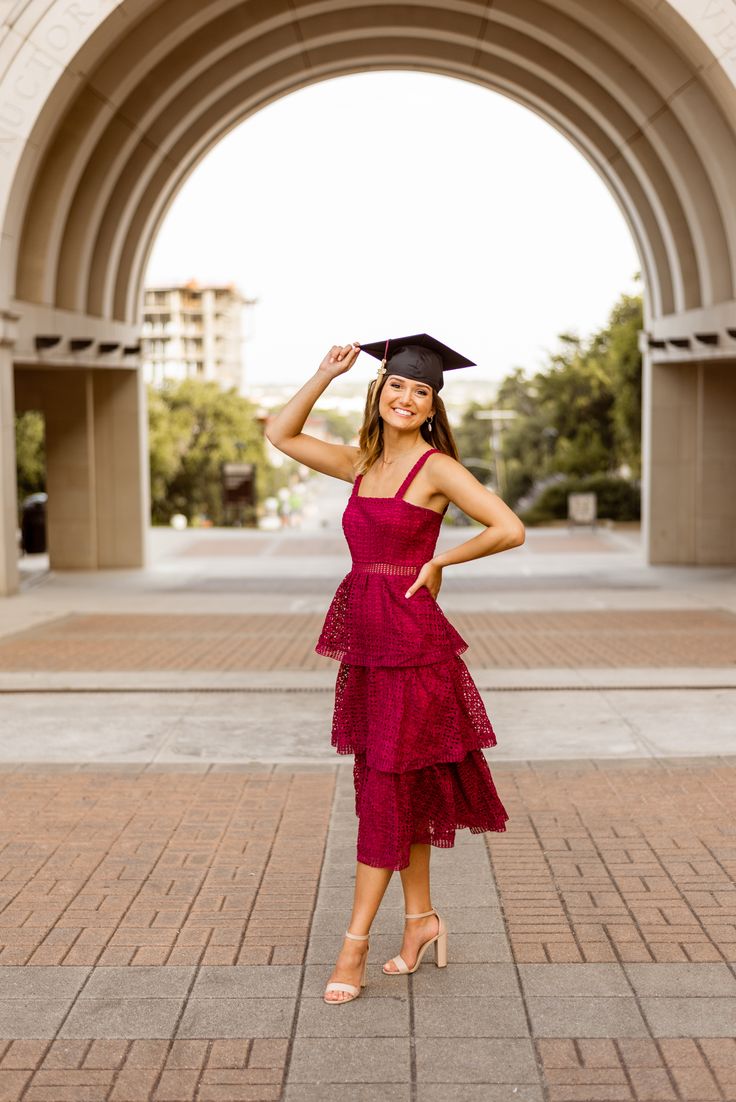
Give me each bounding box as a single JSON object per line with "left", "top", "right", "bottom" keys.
{"left": 379, "top": 429, "right": 428, "bottom": 464}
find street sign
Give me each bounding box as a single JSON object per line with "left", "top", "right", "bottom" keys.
{"left": 568, "top": 492, "right": 597, "bottom": 529}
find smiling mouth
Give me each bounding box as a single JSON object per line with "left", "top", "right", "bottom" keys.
{"left": 392, "top": 407, "right": 414, "bottom": 417}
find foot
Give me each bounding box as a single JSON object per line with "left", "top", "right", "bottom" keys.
{"left": 324, "top": 935, "right": 369, "bottom": 1002}
{"left": 383, "top": 912, "right": 440, "bottom": 973}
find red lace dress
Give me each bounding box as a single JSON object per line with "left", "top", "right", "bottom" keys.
{"left": 315, "top": 447, "right": 509, "bottom": 870}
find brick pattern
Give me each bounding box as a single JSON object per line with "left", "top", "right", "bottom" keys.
{"left": 1, "top": 760, "right": 735, "bottom": 1099}
{"left": 0, "top": 770, "right": 334, "bottom": 967}
{"left": 0, "top": 609, "right": 734, "bottom": 670}
{"left": 536, "top": 1037, "right": 736, "bottom": 1102}
{"left": 0, "top": 1036, "right": 287, "bottom": 1101}
{"left": 6, "top": 1035, "right": 732, "bottom": 1101}
{"left": 487, "top": 760, "right": 736, "bottom": 964}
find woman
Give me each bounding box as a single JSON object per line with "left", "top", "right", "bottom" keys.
{"left": 265, "top": 335, "right": 525, "bottom": 1005}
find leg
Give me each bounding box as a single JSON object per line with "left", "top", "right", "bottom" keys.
{"left": 324, "top": 859, "right": 393, "bottom": 1002}
{"left": 383, "top": 843, "right": 440, "bottom": 972}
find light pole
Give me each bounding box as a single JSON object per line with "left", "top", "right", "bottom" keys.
{"left": 473, "top": 409, "right": 517, "bottom": 497}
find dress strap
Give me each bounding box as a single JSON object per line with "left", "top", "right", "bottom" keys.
{"left": 394, "top": 448, "right": 440, "bottom": 499}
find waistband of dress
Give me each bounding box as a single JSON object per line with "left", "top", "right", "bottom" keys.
{"left": 350, "top": 561, "right": 422, "bottom": 576}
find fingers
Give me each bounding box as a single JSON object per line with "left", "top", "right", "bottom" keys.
{"left": 406, "top": 569, "right": 423, "bottom": 598}
{"left": 328, "top": 343, "right": 360, "bottom": 363}
{"left": 405, "top": 582, "right": 440, "bottom": 599}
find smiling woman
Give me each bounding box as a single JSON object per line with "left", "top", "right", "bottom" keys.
{"left": 265, "top": 334, "right": 524, "bottom": 1005}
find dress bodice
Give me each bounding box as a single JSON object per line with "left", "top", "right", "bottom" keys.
{"left": 315, "top": 448, "right": 468, "bottom": 667}
{"left": 343, "top": 448, "right": 447, "bottom": 569}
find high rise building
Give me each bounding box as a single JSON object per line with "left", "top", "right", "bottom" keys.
{"left": 141, "top": 279, "right": 255, "bottom": 391}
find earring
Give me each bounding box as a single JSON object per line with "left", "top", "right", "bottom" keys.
{"left": 426, "top": 416, "right": 434, "bottom": 431}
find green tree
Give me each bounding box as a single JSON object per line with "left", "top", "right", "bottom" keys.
{"left": 318, "top": 407, "right": 360, "bottom": 443}
{"left": 495, "top": 369, "right": 551, "bottom": 503}
{"left": 598, "top": 292, "right": 643, "bottom": 476}
{"left": 491, "top": 287, "right": 643, "bottom": 510}
{"left": 454, "top": 400, "right": 494, "bottom": 472}
{"left": 148, "top": 379, "right": 281, "bottom": 525}
{"left": 13, "top": 385, "right": 289, "bottom": 527}
{"left": 15, "top": 411, "right": 45, "bottom": 506}
{"left": 537, "top": 346, "right": 617, "bottom": 476}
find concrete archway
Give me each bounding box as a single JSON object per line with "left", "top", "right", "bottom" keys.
{"left": 1, "top": 0, "right": 735, "bottom": 594}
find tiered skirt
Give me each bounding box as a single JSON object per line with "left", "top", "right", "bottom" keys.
{"left": 331, "top": 654, "right": 509, "bottom": 870}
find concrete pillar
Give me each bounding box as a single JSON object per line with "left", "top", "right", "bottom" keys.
{"left": 0, "top": 315, "right": 20, "bottom": 596}
{"left": 12, "top": 365, "right": 148, "bottom": 572}
{"left": 696, "top": 364, "right": 736, "bottom": 564}
{"left": 646, "top": 356, "right": 736, "bottom": 564}
{"left": 43, "top": 369, "right": 98, "bottom": 569}
{"left": 93, "top": 369, "right": 148, "bottom": 568}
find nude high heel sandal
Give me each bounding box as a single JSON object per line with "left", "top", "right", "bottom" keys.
{"left": 383, "top": 908, "right": 448, "bottom": 974}
{"left": 323, "top": 930, "right": 370, "bottom": 1004}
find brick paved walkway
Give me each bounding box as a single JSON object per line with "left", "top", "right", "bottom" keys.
{"left": 0, "top": 770, "right": 332, "bottom": 969}
{"left": 487, "top": 759, "right": 736, "bottom": 964}
{"left": 1, "top": 609, "right": 734, "bottom": 671}
{"left": 1, "top": 759, "right": 736, "bottom": 1100}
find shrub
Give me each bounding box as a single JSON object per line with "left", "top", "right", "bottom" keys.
{"left": 520, "top": 474, "right": 640, "bottom": 525}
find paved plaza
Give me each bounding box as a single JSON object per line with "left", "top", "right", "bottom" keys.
{"left": 0, "top": 510, "right": 735, "bottom": 1101}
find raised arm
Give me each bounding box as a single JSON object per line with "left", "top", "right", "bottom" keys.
{"left": 265, "top": 343, "right": 362, "bottom": 482}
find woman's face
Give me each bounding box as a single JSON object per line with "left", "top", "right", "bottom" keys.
{"left": 379, "top": 374, "right": 435, "bottom": 430}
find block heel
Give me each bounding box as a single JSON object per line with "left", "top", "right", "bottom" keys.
{"left": 383, "top": 907, "right": 448, "bottom": 975}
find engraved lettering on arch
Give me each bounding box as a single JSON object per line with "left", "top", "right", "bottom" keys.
{"left": 0, "top": 0, "right": 105, "bottom": 160}
{"left": 13, "top": 49, "right": 54, "bottom": 101}
{"left": 699, "top": 0, "right": 736, "bottom": 58}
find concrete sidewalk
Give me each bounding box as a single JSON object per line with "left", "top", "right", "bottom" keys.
{"left": 1, "top": 522, "right": 735, "bottom": 1100}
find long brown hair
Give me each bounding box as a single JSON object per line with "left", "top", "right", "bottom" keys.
{"left": 355, "top": 373, "right": 460, "bottom": 475}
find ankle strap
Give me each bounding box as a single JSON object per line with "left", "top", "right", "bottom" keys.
{"left": 405, "top": 909, "right": 435, "bottom": 918}
{"left": 345, "top": 930, "right": 369, "bottom": 940}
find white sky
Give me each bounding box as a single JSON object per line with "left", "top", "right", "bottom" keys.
{"left": 145, "top": 71, "right": 640, "bottom": 390}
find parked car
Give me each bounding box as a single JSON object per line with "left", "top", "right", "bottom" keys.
{"left": 20, "top": 492, "right": 47, "bottom": 554}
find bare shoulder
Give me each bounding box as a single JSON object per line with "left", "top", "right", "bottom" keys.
{"left": 424, "top": 450, "right": 464, "bottom": 481}
{"left": 425, "top": 450, "right": 461, "bottom": 469}
{"left": 424, "top": 450, "right": 493, "bottom": 496}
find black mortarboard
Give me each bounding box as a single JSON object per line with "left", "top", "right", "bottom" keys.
{"left": 359, "top": 333, "right": 475, "bottom": 392}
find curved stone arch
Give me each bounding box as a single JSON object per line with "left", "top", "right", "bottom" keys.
{"left": 101, "top": 28, "right": 713, "bottom": 326}
{"left": 6, "top": 0, "right": 735, "bottom": 331}
{"left": 510, "top": 0, "right": 736, "bottom": 277}
{"left": 489, "top": 2, "right": 736, "bottom": 307}
{"left": 116, "top": 57, "right": 665, "bottom": 329}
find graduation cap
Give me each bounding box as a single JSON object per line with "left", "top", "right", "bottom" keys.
{"left": 359, "top": 333, "right": 475, "bottom": 392}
